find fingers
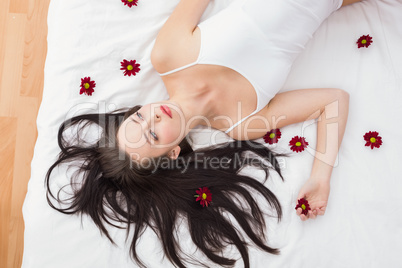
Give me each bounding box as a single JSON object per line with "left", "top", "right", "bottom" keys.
{"left": 297, "top": 208, "right": 318, "bottom": 221}
{"left": 296, "top": 208, "right": 302, "bottom": 216}
{"left": 296, "top": 208, "right": 308, "bottom": 221}
{"left": 296, "top": 208, "right": 310, "bottom": 221}
{"left": 308, "top": 210, "right": 317, "bottom": 219}
{"left": 317, "top": 207, "right": 326, "bottom": 216}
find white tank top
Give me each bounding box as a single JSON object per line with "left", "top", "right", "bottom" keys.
{"left": 158, "top": 0, "right": 342, "bottom": 134}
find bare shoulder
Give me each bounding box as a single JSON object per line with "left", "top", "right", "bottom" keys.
{"left": 151, "top": 27, "right": 201, "bottom": 74}
{"left": 341, "top": 0, "right": 362, "bottom": 7}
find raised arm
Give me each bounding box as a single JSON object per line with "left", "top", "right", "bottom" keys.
{"left": 151, "top": 0, "right": 211, "bottom": 63}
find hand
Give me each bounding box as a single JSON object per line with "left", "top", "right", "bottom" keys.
{"left": 296, "top": 178, "right": 330, "bottom": 221}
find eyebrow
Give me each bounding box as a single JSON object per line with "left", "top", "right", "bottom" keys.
{"left": 129, "top": 117, "right": 151, "bottom": 144}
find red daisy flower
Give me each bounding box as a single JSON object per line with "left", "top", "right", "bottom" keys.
{"left": 121, "top": 0, "right": 138, "bottom": 8}
{"left": 80, "top": 77, "right": 96, "bottom": 96}
{"left": 263, "top": 128, "right": 282, "bottom": 144}
{"left": 295, "top": 198, "right": 311, "bottom": 216}
{"left": 120, "top": 59, "right": 141, "bottom": 76}
{"left": 194, "top": 187, "right": 212, "bottom": 207}
{"left": 356, "top": 34, "right": 373, "bottom": 48}
{"left": 363, "top": 131, "right": 382, "bottom": 149}
{"left": 289, "top": 136, "right": 309, "bottom": 153}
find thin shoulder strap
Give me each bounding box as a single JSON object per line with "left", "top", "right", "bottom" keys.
{"left": 158, "top": 61, "right": 198, "bottom": 76}
{"left": 224, "top": 109, "right": 259, "bottom": 134}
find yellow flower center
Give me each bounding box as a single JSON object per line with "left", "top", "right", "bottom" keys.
{"left": 84, "top": 83, "right": 90, "bottom": 89}
{"left": 128, "top": 0, "right": 133, "bottom": 2}
{"left": 295, "top": 142, "right": 301, "bottom": 147}
{"left": 301, "top": 204, "right": 306, "bottom": 210}
{"left": 269, "top": 133, "right": 275, "bottom": 139}
{"left": 370, "top": 137, "right": 376, "bottom": 143}
{"left": 127, "top": 64, "right": 133, "bottom": 71}
{"left": 361, "top": 39, "right": 367, "bottom": 44}
{"left": 202, "top": 193, "right": 207, "bottom": 200}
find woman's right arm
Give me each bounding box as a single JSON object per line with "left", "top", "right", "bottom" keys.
{"left": 151, "top": 0, "right": 211, "bottom": 63}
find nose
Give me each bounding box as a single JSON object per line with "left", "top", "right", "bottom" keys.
{"left": 139, "top": 110, "right": 160, "bottom": 130}
{"left": 155, "top": 113, "right": 161, "bottom": 122}
{"left": 151, "top": 106, "right": 161, "bottom": 123}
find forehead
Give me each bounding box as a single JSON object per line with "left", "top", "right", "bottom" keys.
{"left": 117, "top": 114, "right": 150, "bottom": 159}
{"left": 118, "top": 115, "right": 145, "bottom": 144}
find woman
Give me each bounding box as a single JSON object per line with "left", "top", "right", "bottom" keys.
{"left": 46, "top": 0, "right": 358, "bottom": 267}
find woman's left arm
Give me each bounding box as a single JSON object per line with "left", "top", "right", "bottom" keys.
{"left": 240, "top": 89, "right": 350, "bottom": 162}
{"left": 237, "top": 88, "right": 350, "bottom": 220}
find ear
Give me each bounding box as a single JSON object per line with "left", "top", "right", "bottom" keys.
{"left": 167, "top": 145, "right": 181, "bottom": 160}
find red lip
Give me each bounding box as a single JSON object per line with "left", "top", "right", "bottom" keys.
{"left": 160, "top": 105, "right": 172, "bottom": 118}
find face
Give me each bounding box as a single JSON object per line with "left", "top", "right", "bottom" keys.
{"left": 117, "top": 101, "right": 186, "bottom": 163}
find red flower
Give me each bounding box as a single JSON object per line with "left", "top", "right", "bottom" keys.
{"left": 356, "top": 34, "right": 373, "bottom": 48}
{"left": 295, "top": 198, "right": 311, "bottom": 216}
{"left": 363, "top": 131, "right": 382, "bottom": 149}
{"left": 121, "top": 0, "right": 138, "bottom": 8}
{"left": 194, "top": 187, "right": 212, "bottom": 207}
{"left": 120, "top": 59, "right": 141, "bottom": 76}
{"left": 263, "top": 128, "right": 281, "bottom": 144}
{"left": 289, "top": 136, "right": 309, "bottom": 153}
{"left": 80, "top": 77, "right": 96, "bottom": 96}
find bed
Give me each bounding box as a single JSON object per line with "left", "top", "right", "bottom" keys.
{"left": 22, "top": 0, "right": 402, "bottom": 267}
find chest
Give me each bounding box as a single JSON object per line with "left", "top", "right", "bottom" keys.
{"left": 163, "top": 64, "right": 257, "bottom": 119}
{"left": 158, "top": 29, "right": 259, "bottom": 133}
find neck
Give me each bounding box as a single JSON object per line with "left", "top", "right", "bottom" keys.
{"left": 167, "top": 84, "right": 217, "bottom": 131}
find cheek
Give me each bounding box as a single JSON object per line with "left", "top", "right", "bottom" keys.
{"left": 161, "top": 122, "right": 181, "bottom": 143}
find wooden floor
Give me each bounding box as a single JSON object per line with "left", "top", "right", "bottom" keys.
{"left": 0, "top": 0, "right": 50, "bottom": 267}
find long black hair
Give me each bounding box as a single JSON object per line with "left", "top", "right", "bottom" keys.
{"left": 45, "top": 105, "right": 290, "bottom": 268}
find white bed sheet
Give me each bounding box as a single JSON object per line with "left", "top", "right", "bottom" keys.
{"left": 22, "top": 0, "right": 402, "bottom": 267}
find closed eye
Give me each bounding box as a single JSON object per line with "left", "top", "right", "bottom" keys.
{"left": 150, "top": 130, "right": 158, "bottom": 141}
{"left": 136, "top": 112, "right": 143, "bottom": 120}
{"left": 136, "top": 112, "right": 158, "bottom": 141}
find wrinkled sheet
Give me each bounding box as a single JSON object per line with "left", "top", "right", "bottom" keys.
{"left": 23, "top": 0, "right": 402, "bottom": 267}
